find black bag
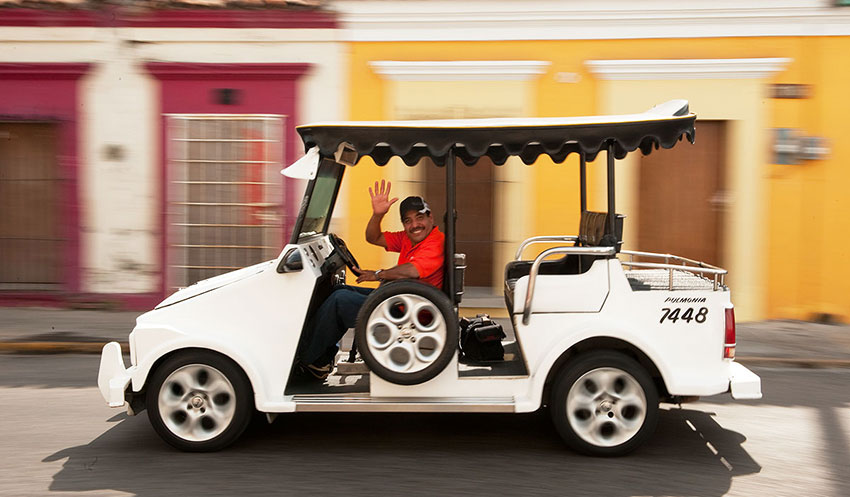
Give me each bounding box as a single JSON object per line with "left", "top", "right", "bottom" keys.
{"left": 459, "top": 314, "right": 506, "bottom": 362}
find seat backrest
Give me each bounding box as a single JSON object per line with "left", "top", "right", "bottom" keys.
{"left": 579, "top": 210, "right": 625, "bottom": 248}
{"left": 442, "top": 253, "right": 465, "bottom": 305}
{"left": 440, "top": 210, "right": 465, "bottom": 305}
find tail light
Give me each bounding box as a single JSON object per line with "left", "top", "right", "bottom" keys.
{"left": 724, "top": 307, "right": 736, "bottom": 359}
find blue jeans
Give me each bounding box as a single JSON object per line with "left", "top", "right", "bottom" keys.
{"left": 298, "top": 285, "right": 373, "bottom": 366}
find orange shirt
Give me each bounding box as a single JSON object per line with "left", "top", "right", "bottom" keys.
{"left": 383, "top": 227, "right": 445, "bottom": 288}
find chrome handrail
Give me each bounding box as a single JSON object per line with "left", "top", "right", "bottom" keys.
{"left": 620, "top": 250, "right": 724, "bottom": 270}
{"left": 521, "top": 246, "right": 615, "bottom": 325}
{"left": 514, "top": 236, "right": 579, "bottom": 260}
{"left": 619, "top": 249, "right": 727, "bottom": 290}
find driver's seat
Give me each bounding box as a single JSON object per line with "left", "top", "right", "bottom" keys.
{"left": 446, "top": 253, "right": 466, "bottom": 305}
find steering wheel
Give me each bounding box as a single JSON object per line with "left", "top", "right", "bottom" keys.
{"left": 328, "top": 233, "right": 362, "bottom": 276}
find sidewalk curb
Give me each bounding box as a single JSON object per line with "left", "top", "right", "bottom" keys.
{"left": 734, "top": 356, "right": 850, "bottom": 369}
{"left": 0, "top": 342, "right": 128, "bottom": 354}
{"left": 1, "top": 341, "right": 849, "bottom": 369}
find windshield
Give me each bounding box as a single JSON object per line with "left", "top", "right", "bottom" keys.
{"left": 291, "top": 158, "right": 344, "bottom": 242}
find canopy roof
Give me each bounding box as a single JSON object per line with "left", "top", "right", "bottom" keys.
{"left": 296, "top": 100, "right": 696, "bottom": 166}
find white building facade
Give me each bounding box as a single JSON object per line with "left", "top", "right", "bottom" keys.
{"left": 0, "top": 2, "right": 344, "bottom": 308}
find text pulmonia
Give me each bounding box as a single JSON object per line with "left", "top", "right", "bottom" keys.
{"left": 663, "top": 297, "right": 707, "bottom": 303}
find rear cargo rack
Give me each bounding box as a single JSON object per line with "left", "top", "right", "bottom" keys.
{"left": 620, "top": 250, "right": 727, "bottom": 291}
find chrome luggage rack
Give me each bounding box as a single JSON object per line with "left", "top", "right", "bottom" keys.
{"left": 619, "top": 250, "right": 727, "bottom": 291}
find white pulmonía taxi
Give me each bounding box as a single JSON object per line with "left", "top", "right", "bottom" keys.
{"left": 98, "top": 100, "right": 762, "bottom": 455}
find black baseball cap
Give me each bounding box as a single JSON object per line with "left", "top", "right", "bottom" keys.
{"left": 399, "top": 196, "right": 431, "bottom": 221}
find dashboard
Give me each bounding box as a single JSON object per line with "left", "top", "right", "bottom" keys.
{"left": 298, "top": 234, "right": 335, "bottom": 273}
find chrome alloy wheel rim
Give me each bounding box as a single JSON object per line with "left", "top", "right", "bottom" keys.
{"left": 566, "top": 367, "right": 647, "bottom": 447}
{"left": 157, "top": 364, "right": 236, "bottom": 442}
{"left": 365, "top": 294, "right": 446, "bottom": 373}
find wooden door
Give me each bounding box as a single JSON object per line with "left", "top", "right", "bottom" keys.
{"left": 424, "top": 157, "right": 495, "bottom": 287}
{"left": 0, "top": 123, "right": 63, "bottom": 290}
{"left": 638, "top": 120, "right": 726, "bottom": 266}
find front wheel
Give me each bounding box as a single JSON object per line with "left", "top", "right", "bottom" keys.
{"left": 550, "top": 351, "right": 658, "bottom": 456}
{"left": 146, "top": 350, "right": 253, "bottom": 452}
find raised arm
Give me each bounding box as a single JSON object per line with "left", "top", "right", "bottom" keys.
{"left": 365, "top": 180, "right": 398, "bottom": 248}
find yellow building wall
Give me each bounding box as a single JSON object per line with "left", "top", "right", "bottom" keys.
{"left": 344, "top": 37, "right": 850, "bottom": 321}
{"left": 767, "top": 37, "right": 850, "bottom": 321}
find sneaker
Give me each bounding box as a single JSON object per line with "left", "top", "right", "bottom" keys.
{"left": 292, "top": 361, "right": 332, "bottom": 382}
{"left": 304, "top": 362, "right": 332, "bottom": 380}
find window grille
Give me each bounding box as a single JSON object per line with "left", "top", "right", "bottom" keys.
{"left": 166, "top": 115, "right": 285, "bottom": 290}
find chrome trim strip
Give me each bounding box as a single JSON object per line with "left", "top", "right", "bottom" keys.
{"left": 292, "top": 395, "right": 515, "bottom": 413}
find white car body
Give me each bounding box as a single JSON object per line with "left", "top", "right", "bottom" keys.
{"left": 99, "top": 235, "right": 761, "bottom": 414}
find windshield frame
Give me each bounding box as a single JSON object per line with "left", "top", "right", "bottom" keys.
{"left": 289, "top": 158, "right": 345, "bottom": 244}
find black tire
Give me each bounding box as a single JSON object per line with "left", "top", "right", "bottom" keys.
{"left": 355, "top": 280, "right": 458, "bottom": 385}
{"left": 550, "top": 350, "right": 658, "bottom": 456}
{"left": 146, "top": 350, "right": 253, "bottom": 452}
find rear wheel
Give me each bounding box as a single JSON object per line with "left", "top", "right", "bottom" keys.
{"left": 146, "top": 350, "right": 253, "bottom": 452}
{"left": 550, "top": 351, "right": 658, "bottom": 456}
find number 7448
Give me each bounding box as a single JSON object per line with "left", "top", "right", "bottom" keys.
{"left": 660, "top": 307, "right": 708, "bottom": 324}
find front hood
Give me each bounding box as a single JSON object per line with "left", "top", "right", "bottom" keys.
{"left": 155, "top": 260, "right": 274, "bottom": 309}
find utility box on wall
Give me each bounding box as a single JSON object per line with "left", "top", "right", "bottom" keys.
{"left": 772, "top": 128, "right": 830, "bottom": 164}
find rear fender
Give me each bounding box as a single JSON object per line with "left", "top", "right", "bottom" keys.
{"left": 528, "top": 329, "right": 672, "bottom": 411}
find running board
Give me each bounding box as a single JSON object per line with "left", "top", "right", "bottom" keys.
{"left": 292, "top": 394, "right": 515, "bottom": 413}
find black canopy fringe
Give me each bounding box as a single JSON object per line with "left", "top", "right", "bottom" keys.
{"left": 297, "top": 115, "right": 695, "bottom": 167}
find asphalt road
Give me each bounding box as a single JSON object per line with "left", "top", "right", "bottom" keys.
{"left": 0, "top": 355, "right": 848, "bottom": 497}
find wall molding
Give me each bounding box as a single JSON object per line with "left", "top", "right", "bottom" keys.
{"left": 585, "top": 58, "right": 792, "bottom": 80}
{"left": 369, "top": 60, "right": 550, "bottom": 81}
{"left": 0, "top": 8, "right": 337, "bottom": 29}
{"left": 336, "top": 0, "right": 850, "bottom": 41}
{"left": 0, "top": 62, "right": 91, "bottom": 80}
{"left": 145, "top": 62, "right": 311, "bottom": 81}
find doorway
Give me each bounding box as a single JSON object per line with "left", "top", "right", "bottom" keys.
{"left": 638, "top": 120, "right": 726, "bottom": 266}
{"left": 423, "top": 156, "right": 495, "bottom": 287}
{"left": 0, "top": 122, "right": 63, "bottom": 291}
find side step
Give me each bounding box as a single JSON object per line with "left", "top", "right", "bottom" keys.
{"left": 293, "top": 394, "right": 515, "bottom": 413}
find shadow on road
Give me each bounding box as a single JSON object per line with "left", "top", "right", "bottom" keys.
{"left": 44, "top": 407, "right": 759, "bottom": 496}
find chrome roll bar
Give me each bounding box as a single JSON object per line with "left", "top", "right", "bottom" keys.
{"left": 514, "top": 236, "right": 579, "bottom": 260}
{"left": 521, "top": 245, "right": 615, "bottom": 325}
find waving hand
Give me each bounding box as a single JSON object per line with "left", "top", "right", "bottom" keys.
{"left": 369, "top": 180, "right": 399, "bottom": 216}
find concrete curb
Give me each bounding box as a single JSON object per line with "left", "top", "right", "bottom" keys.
{"left": 1, "top": 341, "right": 849, "bottom": 369}
{"left": 734, "top": 356, "right": 850, "bottom": 369}
{"left": 0, "top": 342, "right": 128, "bottom": 354}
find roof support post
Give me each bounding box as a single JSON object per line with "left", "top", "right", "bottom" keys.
{"left": 606, "top": 142, "right": 616, "bottom": 240}
{"left": 579, "top": 151, "right": 587, "bottom": 214}
{"left": 445, "top": 147, "right": 457, "bottom": 301}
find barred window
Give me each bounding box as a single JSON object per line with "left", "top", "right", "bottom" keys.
{"left": 166, "top": 115, "right": 285, "bottom": 290}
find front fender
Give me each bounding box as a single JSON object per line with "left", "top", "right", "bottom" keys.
{"left": 130, "top": 326, "right": 269, "bottom": 410}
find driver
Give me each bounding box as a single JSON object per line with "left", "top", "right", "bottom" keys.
{"left": 294, "top": 180, "right": 445, "bottom": 381}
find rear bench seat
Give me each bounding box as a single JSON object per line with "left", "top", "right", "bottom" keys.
{"left": 503, "top": 211, "right": 623, "bottom": 312}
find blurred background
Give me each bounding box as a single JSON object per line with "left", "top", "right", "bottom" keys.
{"left": 1, "top": 0, "right": 848, "bottom": 323}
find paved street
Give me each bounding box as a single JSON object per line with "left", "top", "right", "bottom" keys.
{"left": 1, "top": 355, "right": 848, "bottom": 497}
